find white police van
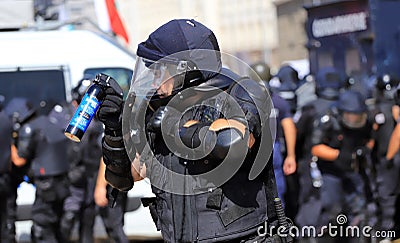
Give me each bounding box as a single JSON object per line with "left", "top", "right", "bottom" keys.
{"left": 0, "top": 29, "right": 161, "bottom": 241}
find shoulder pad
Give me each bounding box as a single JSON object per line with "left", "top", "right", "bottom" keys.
{"left": 19, "top": 124, "right": 34, "bottom": 138}
{"left": 229, "top": 78, "right": 271, "bottom": 118}
{"left": 374, "top": 112, "right": 385, "bottom": 125}
{"left": 314, "top": 114, "right": 334, "bottom": 131}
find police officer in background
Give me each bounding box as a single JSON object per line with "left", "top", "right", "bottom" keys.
{"left": 273, "top": 65, "right": 300, "bottom": 114}
{"left": 0, "top": 95, "right": 13, "bottom": 242}
{"left": 16, "top": 101, "right": 71, "bottom": 242}
{"left": 4, "top": 97, "right": 36, "bottom": 243}
{"left": 94, "top": 19, "right": 289, "bottom": 242}
{"left": 311, "top": 90, "right": 374, "bottom": 233}
{"left": 60, "top": 78, "right": 128, "bottom": 243}
{"left": 369, "top": 74, "right": 400, "bottom": 233}
{"left": 295, "top": 67, "right": 347, "bottom": 228}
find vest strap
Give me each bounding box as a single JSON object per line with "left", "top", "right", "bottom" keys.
{"left": 218, "top": 204, "right": 255, "bottom": 227}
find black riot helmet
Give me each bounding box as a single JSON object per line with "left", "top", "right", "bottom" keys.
{"left": 249, "top": 62, "right": 271, "bottom": 82}
{"left": 315, "top": 67, "right": 346, "bottom": 100}
{"left": 376, "top": 74, "right": 399, "bottom": 91}
{"left": 132, "top": 19, "right": 222, "bottom": 103}
{"left": 336, "top": 90, "right": 368, "bottom": 129}
{"left": 375, "top": 73, "right": 400, "bottom": 100}
{"left": 273, "top": 65, "right": 299, "bottom": 112}
{"left": 4, "top": 97, "right": 36, "bottom": 132}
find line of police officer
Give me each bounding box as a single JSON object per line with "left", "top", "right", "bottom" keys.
{"left": 0, "top": 79, "right": 128, "bottom": 242}
{"left": 251, "top": 63, "right": 400, "bottom": 242}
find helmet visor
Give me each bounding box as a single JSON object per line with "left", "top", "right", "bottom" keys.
{"left": 341, "top": 112, "right": 367, "bottom": 129}
{"left": 130, "top": 57, "right": 189, "bottom": 98}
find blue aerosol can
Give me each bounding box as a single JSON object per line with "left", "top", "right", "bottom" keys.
{"left": 64, "top": 77, "right": 105, "bottom": 142}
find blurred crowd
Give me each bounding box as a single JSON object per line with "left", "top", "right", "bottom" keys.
{"left": 0, "top": 78, "right": 128, "bottom": 243}
{"left": 249, "top": 62, "right": 400, "bottom": 242}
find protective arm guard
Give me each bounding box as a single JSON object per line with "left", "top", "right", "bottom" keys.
{"left": 179, "top": 119, "right": 248, "bottom": 161}
{"left": 17, "top": 124, "right": 35, "bottom": 160}
{"left": 102, "top": 135, "right": 133, "bottom": 192}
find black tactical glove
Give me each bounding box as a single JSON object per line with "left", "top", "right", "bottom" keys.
{"left": 336, "top": 148, "right": 354, "bottom": 171}
{"left": 94, "top": 73, "right": 134, "bottom": 192}
{"left": 95, "top": 73, "right": 124, "bottom": 138}
{"left": 102, "top": 137, "right": 134, "bottom": 192}
{"left": 381, "top": 157, "right": 394, "bottom": 169}
{"left": 147, "top": 106, "right": 167, "bottom": 132}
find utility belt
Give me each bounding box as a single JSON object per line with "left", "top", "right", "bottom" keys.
{"left": 35, "top": 173, "right": 69, "bottom": 202}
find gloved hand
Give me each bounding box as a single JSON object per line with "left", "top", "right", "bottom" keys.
{"left": 147, "top": 106, "right": 181, "bottom": 137}
{"left": 147, "top": 106, "right": 167, "bottom": 132}
{"left": 336, "top": 148, "right": 354, "bottom": 171}
{"left": 95, "top": 73, "right": 124, "bottom": 138}
{"left": 381, "top": 157, "right": 394, "bottom": 169}
{"left": 354, "top": 146, "right": 371, "bottom": 160}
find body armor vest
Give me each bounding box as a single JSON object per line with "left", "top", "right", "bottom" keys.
{"left": 145, "top": 74, "right": 270, "bottom": 242}
{"left": 27, "top": 115, "right": 70, "bottom": 177}
{"left": 0, "top": 111, "right": 12, "bottom": 173}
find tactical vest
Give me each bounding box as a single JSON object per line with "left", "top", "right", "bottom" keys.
{"left": 0, "top": 111, "right": 12, "bottom": 173}
{"left": 28, "top": 115, "right": 70, "bottom": 177}
{"left": 144, "top": 74, "right": 272, "bottom": 242}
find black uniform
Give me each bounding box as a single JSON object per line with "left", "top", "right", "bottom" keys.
{"left": 294, "top": 67, "right": 347, "bottom": 228}
{"left": 17, "top": 104, "right": 71, "bottom": 243}
{"left": 3, "top": 97, "right": 36, "bottom": 243}
{"left": 311, "top": 91, "right": 373, "bottom": 229}
{"left": 0, "top": 109, "right": 12, "bottom": 242}
{"left": 370, "top": 75, "right": 400, "bottom": 232}
{"left": 96, "top": 19, "right": 288, "bottom": 243}
{"left": 61, "top": 117, "right": 128, "bottom": 243}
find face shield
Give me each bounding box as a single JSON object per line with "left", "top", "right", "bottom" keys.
{"left": 130, "top": 57, "right": 191, "bottom": 98}
{"left": 341, "top": 111, "right": 367, "bottom": 129}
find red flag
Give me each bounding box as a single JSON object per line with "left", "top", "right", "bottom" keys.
{"left": 105, "top": 0, "right": 129, "bottom": 44}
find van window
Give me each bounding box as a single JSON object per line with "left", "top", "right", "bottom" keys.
{"left": 0, "top": 69, "right": 66, "bottom": 108}
{"left": 83, "top": 68, "right": 133, "bottom": 98}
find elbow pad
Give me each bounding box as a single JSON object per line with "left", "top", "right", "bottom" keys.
{"left": 102, "top": 135, "right": 133, "bottom": 191}
{"left": 179, "top": 123, "right": 249, "bottom": 161}
{"left": 17, "top": 125, "right": 35, "bottom": 160}
{"left": 210, "top": 128, "right": 249, "bottom": 161}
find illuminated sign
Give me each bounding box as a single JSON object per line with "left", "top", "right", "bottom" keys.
{"left": 312, "top": 12, "right": 368, "bottom": 38}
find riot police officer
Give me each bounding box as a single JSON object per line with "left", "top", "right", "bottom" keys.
{"left": 311, "top": 90, "right": 373, "bottom": 231}
{"left": 17, "top": 101, "right": 71, "bottom": 242}
{"left": 60, "top": 78, "right": 128, "bottom": 243}
{"left": 294, "top": 67, "right": 347, "bottom": 228}
{"left": 370, "top": 74, "right": 400, "bottom": 233}
{"left": 273, "top": 65, "right": 300, "bottom": 114}
{"left": 0, "top": 98, "right": 13, "bottom": 242}
{"left": 4, "top": 97, "right": 36, "bottom": 243}
{"left": 95, "top": 19, "right": 288, "bottom": 242}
